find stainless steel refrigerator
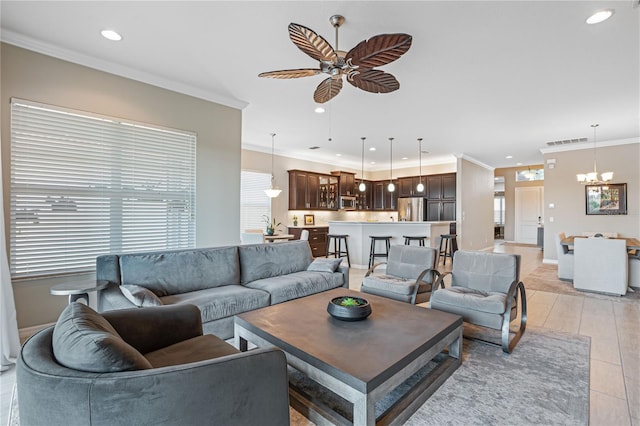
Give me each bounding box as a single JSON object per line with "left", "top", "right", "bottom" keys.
{"left": 397, "top": 197, "right": 426, "bottom": 221}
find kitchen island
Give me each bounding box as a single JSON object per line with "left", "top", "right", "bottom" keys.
{"left": 328, "top": 221, "right": 451, "bottom": 269}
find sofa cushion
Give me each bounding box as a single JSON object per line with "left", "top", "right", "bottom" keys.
{"left": 119, "top": 246, "right": 240, "bottom": 296}
{"left": 245, "top": 271, "right": 343, "bottom": 305}
{"left": 161, "top": 285, "right": 270, "bottom": 323}
{"left": 52, "top": 303, "right": 152, "bottom": 373}
{"left": 431, "top": 287, "right": 508, "bottom": 314}
{"left": 144, "top": 334, "right": 238, "bottom": 368}
{"left": 362, "top": 275, "right": 416, "bottom": 296}
{"left": 120, "top": 284, "right": 163, "bottom": 307}
{"left": 307, "top": 258, "right": 342, "bottom": 273}
{"left": 238, "top": 241, "right": 313, "bottom": 284}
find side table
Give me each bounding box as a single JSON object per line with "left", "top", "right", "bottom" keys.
{"left": 50, "top": 280, "right": 108, "bottom": 309}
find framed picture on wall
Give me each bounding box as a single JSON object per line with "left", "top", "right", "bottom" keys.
{"left": 304, "top": 214, "right": 315, "bottom": 225}
{"left": 585, "top": 183, "right": 627, "bottom": 215}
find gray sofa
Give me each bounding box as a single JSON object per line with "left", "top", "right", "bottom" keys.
{"left": 97, "top": 240, "right": 349, "bottom": 339}
{"left": 17, "top": 303, "right": 290, "bottom": 426}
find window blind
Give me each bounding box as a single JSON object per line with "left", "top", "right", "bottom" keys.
{"left": 240, "top": 170, "right": 271, "bottom": 233}
{"left": 10, "top": 99, "right": 196, "bottom": 278}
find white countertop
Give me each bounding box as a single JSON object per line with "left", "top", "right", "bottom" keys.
{"left": 328, "top": 221, "right": 451, "bottom": 225}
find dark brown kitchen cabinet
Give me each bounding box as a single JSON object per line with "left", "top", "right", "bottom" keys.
{"left": 288, "top": 170, "right": 319, "bottom": 210}
{"left": 373, "top": 181, "right": 398, "bottom": 211}
{"left": 427, "top": 173, "right": 456, "bottom": 200}
{"left": 354, "top": 180, "right": 373, "bottom": 210}
{"left": 399, "top": 176, "right": 427, "bottom": 197}
{"left": 288, "top": 226, "right": 328, "bottom": 257}
{"left": 426, "top": 200, "right": 456, "bottom": 221}
{"left": 331, "top": 171, "right": 356, "bottom": 196}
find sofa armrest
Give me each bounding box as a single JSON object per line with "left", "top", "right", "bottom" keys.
{"left": 102, "top": 305, "right": 203, "bottom": 354}
{"left": 88, "top": 348, "right": 290, "bottom": 426}
{"left": 338, "top": 264, "right": 350, "bottom": 288}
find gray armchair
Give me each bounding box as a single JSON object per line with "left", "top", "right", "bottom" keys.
{"left": 17, "top": 303, "right": 290, "bottom": 426}
{"left": 430, "top": 250, "right": 527, "bottom": 353}
{"left": 360, "top": 245, "right": 441, "bottom": 304}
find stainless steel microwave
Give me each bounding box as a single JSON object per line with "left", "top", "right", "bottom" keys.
{"left": 340, "top": 196, "right": 356, "bottom": 210}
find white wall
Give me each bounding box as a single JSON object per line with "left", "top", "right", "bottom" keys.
{"left": 2, "top": 44, "right": 242, "bottom": 327}
{"left": 542, "top": 142, "right": 640, "bottom": 261}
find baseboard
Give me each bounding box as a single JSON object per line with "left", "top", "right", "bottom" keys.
{"left": 543, "top": 259, "right": 558, "bottom": 265}
{"left": 19, "top": 322, "right": 54, "bottom": 343}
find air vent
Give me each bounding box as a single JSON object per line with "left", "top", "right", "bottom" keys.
{"left": 545, "top": 137, "right": 588, "bottom": 146}
{"left": 308, "top": 146, "right": 320, "bottom": 150}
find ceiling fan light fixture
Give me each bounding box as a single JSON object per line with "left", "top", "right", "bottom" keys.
{"left": 586, "top": 9, "right": 615, "bottom": 24}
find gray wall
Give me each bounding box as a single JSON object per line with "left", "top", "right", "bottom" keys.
{"left": 457, "top": 157, "right": 494, "bottom": 251}
{"left": 542, "top": 142, "right": 640, "bottom": 261}
{"left": 1, "top": 44, "right": 242, "bottom": 327}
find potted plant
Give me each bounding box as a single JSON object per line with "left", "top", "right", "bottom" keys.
{"left": 327, "top": 296, "right": 372, "bottom": 321}
{"left": 293, "top": 215, "right": 298, "bottom": 226}
{"left": 262, "top": 215, "right": 282, "bottom": 236}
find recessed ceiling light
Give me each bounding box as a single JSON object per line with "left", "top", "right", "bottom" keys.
{"left": 516, "top": 162, "right": 523, "bottom": 166}
{"left": 401, "top": 157, "right": 408, "bottom": 160}
{"left": 336, "top": 153, "right": 342, "bottom": 157}
{"left": 369, "top": 147, "right": 376, "bottom": 151}
{"left": 101, "top": 29, "right": 123, "bottom": 41}
{"left": 505, "top": 155, "right": 513, "bottom": 159}
{"left": 314, "top": 107, "right": 325, "bottom": 113}
{"left": 586, "top": 9, "right": 614, "bottom": 24}
{"left": 370, "top": 161, "right": 376, "bottom": 165}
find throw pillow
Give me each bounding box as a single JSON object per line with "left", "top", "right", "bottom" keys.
{"left": 52, "top": 302, "right": 152, "bottom": 372}
{"left": 307, "top": 257, "right": 342, "bottom": 273}
{"left": 120, "top": 284, "right": 163, "bottom": 307}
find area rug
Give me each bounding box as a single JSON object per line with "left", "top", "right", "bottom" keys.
{"left": 524, "top": 264, "right": 640, "bottom": 304}
{"left": 290, "top": 328, "right": 590, "bottom": 426}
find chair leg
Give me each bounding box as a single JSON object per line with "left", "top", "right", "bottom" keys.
{"left": 343, "top": 238, "right": 351, "bottom": 267}
{"left": 501, "top": 282, "right": 527, "bottom": 353}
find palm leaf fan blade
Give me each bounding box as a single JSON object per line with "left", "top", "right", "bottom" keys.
{"left": 314, "top": 77, "right": 343, "bottom": 103}
{"left": 348, "top": 69, "right": 399, "bottom": 93}
{"left": 288, "top": 23, "right": 338, "bottom": 63}
{"left": 346, "top": 34, "right": 412, "bottom": 68}
{"left": 258, "top": 69, "right": 321, "bottom": 79}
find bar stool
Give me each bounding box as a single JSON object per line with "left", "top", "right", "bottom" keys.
{"left": 438, "top": 233, "right": 458, "bottom": 265}
{"left": 369, "top": 236, "right": 392, "bottom": 268}
{"left": 326, "top": 234, "right": 351, "bottom": 267}
{"left": 403, "top": 236, "right": 427, "bottom": 246}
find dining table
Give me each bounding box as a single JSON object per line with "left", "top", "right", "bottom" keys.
{"left": 263, "top": 234, "right": 295, "bottom": 243}
{"left": 561, "top": 236, "right": 640, "bottom": 251}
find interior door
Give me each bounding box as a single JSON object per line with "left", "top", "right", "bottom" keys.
{"left": 514, "top": 186, "right": 543, "bottom": 244}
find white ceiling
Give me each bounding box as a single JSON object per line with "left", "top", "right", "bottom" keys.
{"left": 1, "top": 1, "right": 639, "bottom": 171}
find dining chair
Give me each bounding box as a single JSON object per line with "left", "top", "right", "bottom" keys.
{"left": 240, "top": 232, "right": 265, "bottom": 245}
{"left": 581, "top": 231, "right": 618, "bottom": 238}
{"left": 628, "top": 252, "right": 640, "bottom": 289}
{"left": 554, "top": 232, "right": 574, "bottom": 281}
{"left": 573, "top": 237, "right": 628, "bottom": 296}
{"left": 300, "top": 230, "right": 309, "bottom": 241}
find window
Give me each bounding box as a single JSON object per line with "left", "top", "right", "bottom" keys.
{"left": 494, "top": 193, "right": 505, "bottom": 225}
{"left": 515, "top": 168, "right": 544, "bottom": 182}
{"left": 240, "top": 171, "right": 271, "bottom": 232}
{"left": 10, "top": 99, "right": 196, "bottom": 278}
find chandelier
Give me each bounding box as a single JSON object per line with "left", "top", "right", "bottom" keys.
{"left": 576, "top": 124, "right": 613, "bottom": 184}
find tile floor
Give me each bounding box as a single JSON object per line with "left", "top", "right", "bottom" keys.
{"left": 1, "top": 243, "right": 638, "bottom": 425}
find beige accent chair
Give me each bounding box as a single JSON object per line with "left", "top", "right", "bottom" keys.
{"left": 573, "top": 237, "right": 628, "bottom": 296}
{"left": 430, "top": 251, "right": 527, "bottom": 354}
{"left": 555, "top": 232, "right": 574, "bottom": 281}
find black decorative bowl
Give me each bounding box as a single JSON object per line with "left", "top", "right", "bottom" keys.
{"left": 327, "top": 296, "right": 372, "bottom": 321}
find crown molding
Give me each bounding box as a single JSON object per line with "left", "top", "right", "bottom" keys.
{"left": 455, "top": 153, "right": 495, "bottom": 171}
{"left": 539, "top": 137, "right": 639, "bottom": 154}
{"left": 1, "top": 30, "right": 249, "bottom": 110}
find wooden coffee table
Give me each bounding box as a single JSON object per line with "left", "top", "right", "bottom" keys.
{"left": 235, "top": 289, "right": 463, "bottom": 426}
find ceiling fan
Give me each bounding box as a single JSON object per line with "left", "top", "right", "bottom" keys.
{"left": 258, "top": 15, "right": 412, "bottom": 104}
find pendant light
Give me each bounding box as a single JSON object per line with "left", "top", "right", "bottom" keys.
{"left": 359, "top": 137, "right": 367, "bottom": 192}
{"left": 576, "top": 124, "right": 613, "bottom": 184}
{"left": 264, "top": 133, "right": 282, "bottom": 198}
{"left": 416, "top": 138, "right": 424, "bottom": 192}
{"left": 387, "top": 137, "right": 395, "bottom": 192}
